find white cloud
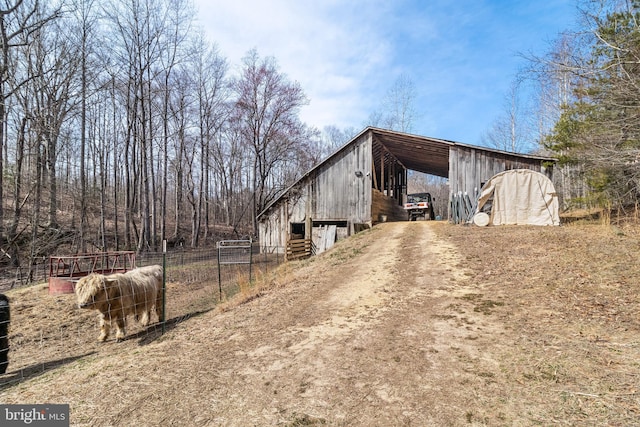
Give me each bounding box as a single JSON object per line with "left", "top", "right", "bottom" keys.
{"left": 193, "top": 0, "right": 577, "bottom": 144}
{"left": 194, "top": 0, "right": 399, "bottom": 131}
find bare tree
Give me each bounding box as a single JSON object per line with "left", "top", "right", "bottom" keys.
{"left": 75, "top": 0, "right": 94, "bottom": 253}
{"left": 0, "top": 1, "right": 67, "bottom": 274}
{"left": 166, "top": 69, "right": 188, "bottom": 241}
{"left": 382, "top": 74, "right": 418, "bottom": 133}
{"left": 191, "top": 38, "right": 228, "bottom": 244}
{"left": 525, "top": 32, "right": 587, "bottom": 208}
{"left": 481, "top": 78, "right": 536, "bottom": 153}
{"left": 367, "top": 74, "right": 418, "bottom": 133}
{"left": 104, "top": 0, "right": 165, "bottom": 252}
{"left": 531, "top": 33, "right": 577, "bottom": 144}
{"left": 233, "top": 49, "right": 309, "bottom": 234}
{"left": 320, "top": 125, "right": 356, "bottom": 157}
{"left": 0, "top": 0, "right": 61, "bottom": 243}
{"left": 157, "top": 0, "right": 193, "bottom": 246}
{"left": 34, "top": 13, "right": 81, "bottom": 231}
{"left": 212, "top": 118, "right": 252, "bottom": 234}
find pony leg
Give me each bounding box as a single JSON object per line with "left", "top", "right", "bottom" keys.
{"left": 98, "top": 313, "right": 110, "bottom": 342}
{"left": 156, "top": 290, "right": 164, "bottom": 323}
{"left": 114, "top": 317, "right": 126, "bottom": 342}
{"left": 139, "top": 310, "right": 150, "bottom": 326}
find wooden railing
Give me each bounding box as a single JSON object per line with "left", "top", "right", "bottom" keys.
{"left": 286, "top": 239, "right": 314, "bottom": 261}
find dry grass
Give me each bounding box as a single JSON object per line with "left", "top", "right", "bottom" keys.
{"left": 0, "top": 261, "right": 265, "bottom": 388}
{"left": 433, "top": 222, "right": 640, "bottom": 425}
{"left": 0, "top": 221, "right": 639, "bottom": 426}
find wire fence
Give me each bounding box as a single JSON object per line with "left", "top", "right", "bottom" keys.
{"left": 0, "top": 244, "right": 285, "bottom": 389}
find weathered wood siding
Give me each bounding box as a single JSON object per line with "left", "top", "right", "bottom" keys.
{"left": 448, "top": 145, "right": 552, "bottom": 197}
{"left": 258, "top": 199, "right": 288, "bottom": 249}
{"left": 258, "top": 132, "right": 373, "bottom": 250}
{"left": 312, "top": 133, "right": 372, "bottom": 221}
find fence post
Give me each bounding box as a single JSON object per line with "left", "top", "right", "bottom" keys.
{"left": 162, "top": 240, "right": 167, "bottom": 334}
{"left": 217, "top": 243, "right": 222, "bottom": 302}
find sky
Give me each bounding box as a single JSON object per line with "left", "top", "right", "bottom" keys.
{"left": 193, "top": 0, "right": 578, "bottom": 146}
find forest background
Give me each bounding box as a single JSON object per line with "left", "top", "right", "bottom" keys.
{"left": 0, "top": 0, "right": 638, "bottom": 282}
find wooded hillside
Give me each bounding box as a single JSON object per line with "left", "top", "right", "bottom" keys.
{"left": 541, "top": 1, "right": 640, "bottom": 211}
{"left": 0, "top": 0, "right": 331, "bottom": 279}
{"left": 3, "top": 0, "right": 640, "bottom": 284}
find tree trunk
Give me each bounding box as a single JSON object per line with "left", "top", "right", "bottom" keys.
{"left": 29, "top": 144, "right": 43, "bottom": 282}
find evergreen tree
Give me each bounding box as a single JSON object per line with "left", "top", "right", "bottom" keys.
{"left": 547, "top": 1, "right": 640, "bottom": 210}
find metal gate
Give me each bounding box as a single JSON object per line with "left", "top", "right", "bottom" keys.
{"left": 216, "top": 239, "right": 252, "bottom": 301}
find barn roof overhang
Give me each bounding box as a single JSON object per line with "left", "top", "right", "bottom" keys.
{"left": 370, "top": 128, "right": 453, "bottom": 177}
{"left": 369, "top": 127, "right": 556, "bottom": 178}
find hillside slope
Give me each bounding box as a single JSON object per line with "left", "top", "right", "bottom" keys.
{"left": 1, "top": 221, "right": 639, "bottom": 426}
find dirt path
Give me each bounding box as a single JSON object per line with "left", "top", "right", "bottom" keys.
{"left": 0, "top": 222, "right": 521, "bottom": 425}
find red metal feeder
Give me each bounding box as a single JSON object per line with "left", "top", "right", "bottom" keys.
{"left": 48, "top": 251, "right": 136, "bottom": 295}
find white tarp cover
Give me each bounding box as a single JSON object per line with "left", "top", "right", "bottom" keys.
{"left": 476, "top": 169, "right": 560, "bottom": 226}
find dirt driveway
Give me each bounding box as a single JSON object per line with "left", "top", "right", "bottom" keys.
{"left": 1, "top": 221, "right": 638, "bottom": 426}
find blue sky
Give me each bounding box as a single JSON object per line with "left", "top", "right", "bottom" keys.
{"left": 193, "top": 0, "right": 578, "bottom": 146}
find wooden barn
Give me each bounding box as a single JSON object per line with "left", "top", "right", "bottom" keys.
{"left": 257, "top": 127, "right": 555, "bottom": 257}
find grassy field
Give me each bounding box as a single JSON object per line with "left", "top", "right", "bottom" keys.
{"left": 0, "top": 221, "right": 638, "bottom": 426}
{"left": 433, "top": 221, "right": 640, "bottom": 425}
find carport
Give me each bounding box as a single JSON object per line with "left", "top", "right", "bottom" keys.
{"left": 369, "top": 127, "right": 555, "bottom": 200}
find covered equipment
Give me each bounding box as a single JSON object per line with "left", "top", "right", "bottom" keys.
{"left": 475, "top": 169, "right": 560, "bottom": 226}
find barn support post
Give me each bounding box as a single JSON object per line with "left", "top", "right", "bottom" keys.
{"left": 304, "top": 182, "right": 312, "bottom": 240}
{"left": 380, "top": 151, "right": 385, "bottom": 194}
{"left": 402, "top": 168, "right": 408, "bottom": 204}
{"left": 387, "top": 162, "right": 391, "bottom": 196}
{"left": 391, "top": 161, "right": 396, "bottom": 199}
{"left": 396, "top": 167, "right": 400, "bottom": 203}
{"left": 372, "top": 155, "right": 379, "bottom": 191}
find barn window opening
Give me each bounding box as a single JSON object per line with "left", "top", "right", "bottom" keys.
{"left": 353, "top": 223, "right": 370, "bottom": 233}
{"left": 290, "top": 223, "right": 305, "bottom": 240}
